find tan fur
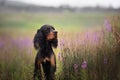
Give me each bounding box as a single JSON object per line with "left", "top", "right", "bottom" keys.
{"left": 42, "top": 54, "right": 55, "bottom": 67}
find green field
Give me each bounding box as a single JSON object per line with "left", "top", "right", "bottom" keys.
{"left": 0, "top": 12, "right": 120, "bottom": 80}
{"left": 0, "top": 12, "right": 118, "bottom": 30}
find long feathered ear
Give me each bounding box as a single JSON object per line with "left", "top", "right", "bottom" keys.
{"left": 33, "top": 29, "right": 46, "bottom": 51}
{"left": 51, "top": 38, "right": 58, "bottom": 48}
{"left": 33, "top": 29, "right": 40, "bottom": 50}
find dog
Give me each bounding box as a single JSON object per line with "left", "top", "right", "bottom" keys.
{"left": 33, "top": 25, "right": 58, "bottom": 80}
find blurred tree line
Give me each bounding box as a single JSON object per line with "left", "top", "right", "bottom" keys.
{"left": 0, "top": 0, "right": 120, "bottom": 13}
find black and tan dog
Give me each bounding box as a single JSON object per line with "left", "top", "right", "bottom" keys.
{"left": 33, "top": 25, "right": 58, "bottom": 80}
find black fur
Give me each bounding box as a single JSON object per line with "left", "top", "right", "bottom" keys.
{"left": 33, "top": 25, "right": 58, "bottom": 80}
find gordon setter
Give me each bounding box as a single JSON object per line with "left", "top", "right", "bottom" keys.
{"left": 33, "top": 25, "right": 58, "bottom": 80}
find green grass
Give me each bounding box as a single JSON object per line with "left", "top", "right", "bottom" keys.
{"left": 0, "top": 12, "right": 120, "bottom": 80}
{"left": 0, "top": 12, "right": 118, "bottom": 31}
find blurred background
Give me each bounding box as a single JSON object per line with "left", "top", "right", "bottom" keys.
{"left": 0, "top": 0, "right": 120, "bottom": 80}
{"left": 0, "top": 0, "right": 120, "bottom": 31}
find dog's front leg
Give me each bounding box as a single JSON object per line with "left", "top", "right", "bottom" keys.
{"left": 50, "top": 54, "right": 56, "bottom": 68}
{"left": 37, "top": 58, "right": 43, "bottom": 80}
{"left": 50, "top": 54, "right": 56, "bottom": 80}
{"left": 34, "top": 58, "right": 43, "bottom": 80}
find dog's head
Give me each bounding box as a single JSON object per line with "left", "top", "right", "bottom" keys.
{"left": 40, "top": 24, "right": 58, "bottom": 41}
{"left": 33, "top": 24, "right": 58, "bottom": 50}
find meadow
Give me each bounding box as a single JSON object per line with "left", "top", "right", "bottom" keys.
{"left": 0, "top": 12, "right": 120, "bottom": 80}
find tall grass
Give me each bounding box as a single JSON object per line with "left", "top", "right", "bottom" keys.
{"left": 57, "top": 16, "right": 120, "bottom": 80}
{"left": 0, "top": 15, "right": 120, "bottom": 80}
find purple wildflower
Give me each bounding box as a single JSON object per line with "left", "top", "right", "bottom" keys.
{"left": 93, "top": 34, "right": 98, "bottom": 43}
{"left": 104, "top": 19, "right": 112, "bottom": 32}
{"left": 58, "top": 53, "right": 61, "bottom": 60}
{"left": 104, "top": 57, "right": 108, "bottom": 64}
{"left": 59, "top": 39, "right": 65, "bottom": 48}
{"left": 58, "top": 53, "right": 64, "bottom": 62}
{"left": 11, "top": 38, "right": 32, "bottom": 49}
{"left": 21, "top": 38, "right": 32, "bottom": 47}
{"left": 86, "top": 32, "right": 89, "bottom": 39}
{"left": 0, "top": 41, "right": 4, "bottom": 48}
{"left": 81, "top": 60, "right": 87, "bottom": 69}
{"left": 74, "top": 64, "right": 78, "bottom": 72}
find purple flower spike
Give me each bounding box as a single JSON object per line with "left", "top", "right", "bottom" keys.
{"left": 59, "top": 39, "right": 65, "bottom": 48}
{"left": 81, "top": 60, "right": 87, "bottom": 69}
{"left": 74, "top": 64, "right": 78, "bottom": 72}
{"left": 86, "top": 32, "right": 89, "bottom": 39}
{"left": 104, "top": 19, "right": 112, "bottom": 32}
{"left": 0, "top": 42, "right": 4, "bottom": 48}
{"left": 93, "top": 34, "right": 98, "bottom": 42}
{"left": 104, "top": 57, "right": 108, "bottom": 64}
{"left": 58, "top": 53, "right": 61, "bottom": 60}
{"left": 58, "top": 53, "right": 64, "bottom": 62}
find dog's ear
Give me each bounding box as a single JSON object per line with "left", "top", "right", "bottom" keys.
{"left": 51, "top": 38, "right": 58, "bottom": 48}
{"left": 37, "top": 29, "right": 40, "bottom": 33}
{"left": 33, "top": 29, "right": 46, "bottom": 51}
{"left": 33, "top": 29, "right": 40, "bottom": 50}
{"left": 33, "top": 29, "right": 43, "bottom": 50}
